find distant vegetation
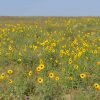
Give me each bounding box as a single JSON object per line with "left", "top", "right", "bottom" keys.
{"left": 0, "top": 17, "right": 100, "bottom": 100}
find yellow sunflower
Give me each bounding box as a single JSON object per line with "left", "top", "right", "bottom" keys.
{"left": 7, "top": 69, "right": 13, "bottom": 75}
{"left": 73, "top": 64, "right": 78, "bottom": 70}
{"left": 93, "top": 83, "right": 100, "bottom": 90}
{"left": 48, "top": 72, "right": 54, "bottom": 78}
{"left": 68, "top": 58, "right": 72, "bottom": 64}
{"left": 80, "top": 73, "right": 86, "bottom": 79}
{"left": 8, "top": 46, "right": 12, "bottom": 51}
{"left": 37, "top": 77, "right": 43, "bottom": 84}
{"left": 0, "top": 73, "right": 5, "bottom": 79}
{"left": 28, "top": 70, "right": 32, "bottom": 76}
{"left": 68, "top": 76, "right": 73, "bottom": 80}
{"left": 39, "top": 63, "right": 45, "bottom": 70}
{"left": 62, "top": 68, "right": 65, "bottom": 72}
{"left": 55, "top": 76, "right": 59, "bottom": 81}
{"left": 36, "top": 66, "right": 41, "bottom": 72}
{"left": 8, "top": 79, "right": 13, "bottom": 84}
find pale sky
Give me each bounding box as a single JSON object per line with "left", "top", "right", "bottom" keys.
{"left": 0, "top": 0, "right": 100, "bottom": 16}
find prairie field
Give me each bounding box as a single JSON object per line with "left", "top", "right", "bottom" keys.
{"left": 0, "top": 17, "right": 100, "bottom": 100}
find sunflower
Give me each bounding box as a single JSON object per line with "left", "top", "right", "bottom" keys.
{"left": 36, "top": 66, "right": 41, "bottom": 72}
{"left": 28, "top": 70, "right": 32, "bottom": 76}
{"left": 73, "top": 64, "right": 78, "bottom": 70}
{"left": 62, "top": 68, "right": 65, "bottom": 72}
{"left": 48, "top": 72, "right": 54, "bottom": 78}
{"left": 93, "top": 83, "right": 100, "bottom": 90}
{"left": 37, "top": 77, "right": 43, "bottom": 84}
{"left": 68, "top": 76, "right": 73, "bottom": 80}
{"left": 80, "top": 73, "right": 86, "bottom": 79}
{"left": 68, "top": 58, "right": 72, "bottom": 64}
{"left": 7, "top": 69, "right": 13, "bottom": 75}
{"left": 55, "top": 76, "right": 59, "bottom": 81}
{"left": 8, "top": 46, "right": 12, "bottom": 51}
{"left": 0, "top": 73, "right": 5, "bottom": 79}
{"left": 39, "top": 63, "right": 45, "bottom": 70}
{"left": 8, "top": 79, "right": 13, "bottom": 84}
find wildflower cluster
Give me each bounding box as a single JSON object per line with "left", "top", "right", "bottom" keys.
{"left": 0, "top": 17, "right": 100, "bottom": 99}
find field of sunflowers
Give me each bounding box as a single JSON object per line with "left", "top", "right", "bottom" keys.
{"left": 0, "top": 17, "right": 100, "bottom": 100}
